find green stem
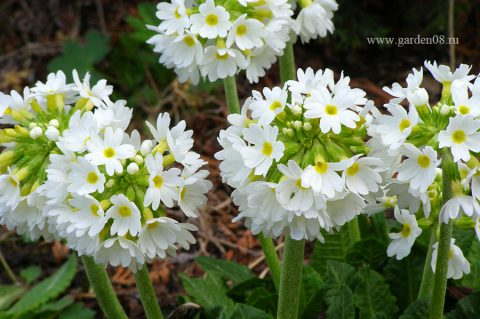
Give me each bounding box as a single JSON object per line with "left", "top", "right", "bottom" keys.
{"left": 134, "top": 265, "right": 164, "bottom": 319}
{"left": 279, "top": 42, "right": 296, "bottom": 84}
{"left": 277, "top": 236, "right": 305, "bottom": 319}
{"left": 258, "top": 233, "right": 282, "bottom": 290}
{"left": 223, "top": 76, "right": 240, "bottom": 114}
{"left": 347, "top": 218, "right": 362, "bottom": 243}
{"left": 418, "top": 225, "right": 437, "bottom": 299}
{"left": 0, "top": 249, "right": 18, "bottom": 284}
{"left": 429, "top": 149, "right": 455, "bottom": 319}
{"left": 81, "top": 256, "right": 128, "bottom": 319}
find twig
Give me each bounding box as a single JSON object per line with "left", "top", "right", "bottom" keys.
{"left": 248, "top": 242, "right": 284, "bottom": 269}
{"left": 0, "top": 249, "right": 18, "bottom": 284}
{"left": 95, "top": 0, "right": 108, "bottom": 35}
{"left": 449, "top": 0, "right": 456, "bottom": 69}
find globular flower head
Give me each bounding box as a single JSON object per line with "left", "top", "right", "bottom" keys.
{"left": 216, "top": 68, "right": 382, "bottom": 240}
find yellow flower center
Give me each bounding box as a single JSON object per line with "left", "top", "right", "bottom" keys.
{"left": 459, "top": 105, "right": 470, "bottom": 115}
{"left": 216, "top": 52, "right": 229, "bottom": 60}
{"left": 325, "top": 104, "right": 338, "bottom": 115}
{"left": 314, "top": 161, "right": 328, "bottom": 174}
{"left": 417, "top": 155, "right": 431, "bottom": 169}
{"left": 153, "top": 175, "right": 163, "bottom": 188}
{"left": 183, "top": 35, "right": 196, "bottom": 47}
{"left": 399, "top": 119, "right": 411, "bottom": 132}
{"left": 87, "top": 172, "right": 99, "bottom": 184}
{"left": 236, "top": 24, "right": 247, "bottom": 36}
{"left": 104, "top": 147, "right": 115, "bottom": 158}
{"left": 180, "top": 187, "right": 186, "bottom": 199}
{"left": 262, "top": 142, "right": 273, "bottom": 156}
{"left": 90, "top": 204, "right": 100, "bottom": 217}
{"left": 401, "top": 224, "right": 411, "bottom": 238}
{"left": 119, "top": 205, "right": 132, "bottom": 217}
{"left": 147, "top": 221, "right": 158, "bottom": 229}
{"left": 295, "top": 179, "right": 307, "bottom": 189}
{"left": 346, "top": 162, "right": 360, "bottom": 176}
{"left": 175, "top": 7, "right": 181, "bottom": 19}
{"left": 452, "top": 130, "right": 466, "bottom": 144}
{"left": 205, "top": 14, "right": 219, "bottom": 26}
{"left": 269, "top": 101, "right": 283, "bottom": 111}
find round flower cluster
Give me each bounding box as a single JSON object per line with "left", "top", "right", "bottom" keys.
{"left": 216, "top": 68, "right": 383, "bottom": 241}
{"left": 0, "top": 71, "right": 212, "bottom": 271}
{"left": 147, "top": 0, "right": 294, "bottom": 83}
{"left": 368, "top": 61, "right": 478, "bottom": 279}
{"left": 294, "top": 0, "right": 338, "bottom": 43}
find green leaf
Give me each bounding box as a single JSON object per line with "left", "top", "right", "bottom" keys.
{"left": 399, "top": 298, "right": 429, "bottom": 319}
{"left": 59, "top": 302, "right": 95, "bottom": 319}
{"left": 195, "top": 256, "right": 255, "bottom": 285}
{"left": 354, "top": 267, "right": 398, "bottom": 319}
{"left": 445, "top": 292, "right": 480, "bottom": 319}
{"left": 0, "top": 285, "right": 25, "bottom": 310}
{"left": 7, "top": 255, "right": 77, "bottom": 316}
{"left": 358, "top": 214, "right": 388, "bottom": 242}
{"left": 461, "top": 239, "right": 480, "bottom": 289}
{"left": 228, "top": 278, "right": 276, "bottom": 303}
{"left": 324, "top": 261, "right": 355, "bottom": 319}
{"left": 383, "top": 250, "right": 424, "bottom": 311}
{"left": 346, "top": 238, "right": 388, "bottom": 271}
{"left": 228, "top": 304, "right": 272, "bottom": 319}
{"left": 301, "top": 265, "right": 324, "bottom": 319}
{"left": 31, "top": 296, "right": 73, "bottom": 314}
{"left": 245, "top": 287, "right": 276, "bottom": 315}
{"left": 311, "top": 228, "right": 351, "bottom": 275}
{"left": 180, "top": 272, "right": 234, "bottom": 310}
{"left": 20, "top": 266, "right": 42, "bottom": 283}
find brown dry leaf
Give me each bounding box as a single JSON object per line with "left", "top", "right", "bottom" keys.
{"left": 51, "top": 240, "right": 69, "bottom": 263}
{"left": 112, "top": 267, "right": 135, "bottom": 285}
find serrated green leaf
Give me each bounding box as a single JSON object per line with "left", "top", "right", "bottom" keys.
{"left": 180, "top": 272, "right": 234, "bottom": 310}
{"left": 445, "top": 292, "right": 480, "bottom": 319}
{"left": 324, "top": 261, "right": 355, "bottom": 319}
{"left": 399, "top": 298, "right": 429, "bottom": 319}
{"left": 228, "top": 304, "right": 272, "bottom": 319}
{"left": 20, "top": 266, "right": 42, "bottom": 283}
{"left": 195, "top": 256, "right": 255, "bottom": 285}
{"left": 346, "top": 238, "right": 388, "bottom": 271}
{"left": 245, "top": 287, "right": 276, "bottom": 315}
{"left": 383, "top": 250, "right": 424, "bottom": 311}
{"left": 301, "top": 266, "right": 324, "bottom": 319}
{"left": 354, "top": 267, "right": 398, "bottom": 319}
{"left": 59, "top": 302, "right": 95, "bottom": 319}
{"left": 358, "top": 214, "right": 388, "bottom": 242}
{"left": 311, "top": 228, "right": 351, "bottom": 275}
{"left": 461, "top": 239, "right": 480, "bottom": 289}
{"left": 7, "top": 255, "right": 77, "bottom": 316}
{"left": 0, "top": 285, "right": 25, "bottom": 311}
{"left": 227, "top": 278, "right": 276, "bottom": 303}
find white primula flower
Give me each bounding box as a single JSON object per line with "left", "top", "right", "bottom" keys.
{"left": 424, "top": 61, "right": 474, "bottom": 84}
{"left": 94, "top": 100, "right": 133, "bottom": 131}
{"left": 227, "top": 14, "right": 265, "bottom": 50}
{"left": 450, "top": 80, "right": 480, "bottom": 116}
{"left": 215, "top": 130, "right": 252, "bottom": 187}
{"left": 72, "top": 70, "right": 112, "bottom": 107}
{"left": 431, "top": 239, "right": 470, "bottom": 280}
{"left": 438, "top": 115, "right": 480, "bottom": 162}
{"left": 144, "top": 153, "right": 183, "bottom": 209}
{"left": 287, "top": 67, "right": 330, "bottom": 97}
{"left": 297, "top": 0, "right": 338, "bottom": 42}
{"left": 32, "top": 70, "right": 75, "bottom": 100}
{"left": 439, "top": 193, "right": 480, "bottom": 223}
{"left": 343, "top": 155, "right": 383, "bottom": 195}
{"left": 146, "top": 112, "right": 171, "bottom": 145}
{"left": 200, "top": 46, "right": 247, "bottom": 82}
{"left": 249, "top": 86, "right": 288, "bottom": 125}
{"left": 58, "top": 111, "right": 98, "bottom": 153}
{"left": 163, "top": 33, "right": 203, "bottom": 68}
{"left": 0, "top": 168, "right": 21, "bottom": 209}
{"left": 387, "top": 206, "right": 422, "bottom": 260}
{"left": 304, "top": 87, "right": 360, "bottom": 134}
{"left": 235, "top": 124, "right": 285, "bottom": 176}
{"left": 301, "top": 158, "right": 351, "bottom": 198}
{"left": 106, "top": 195, "right": 142, "bottom": 237}
{"left": 245, "top": 46, "right": 277, "bottom": 84}
{"left": 156, "top": 0, "right": 190, "bottom": 35}
{"left": 67, "top": 157, "right": 106, "bottom": 195}
{"left": 68, "top": 195, "right": 108, "bottom": 237}
{"left": 326, "top": 192, "right": 365, "bottom": 226}
{"left": 179, "top": 169, "right": 212, "bottom": 217}
{"left": 94, "top": 237, "right": 145, "bottom": 272}
{"left": 396, "top": 144, "right": 439, "bottom": 192}
{"left": 85, "top": 127, "right": 136, "bottom": 176}
{"left": 190, "top": 0, "right": 231, "bottom": 39}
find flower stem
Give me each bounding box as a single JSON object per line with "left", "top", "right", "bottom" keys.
{"left": 258, "top": 233, "right": 282, "bottom": 290}
{"left": 279, "top": 42, "right": 296, "bottom": 84}
{"left": 134, "top": 265, "right": 164, "bottom": 319}
{"left": 417, "top": 225, "right": 437, "bottom": 299}
{"left": 277, "top": 236, "right": 305, "bottom": 319}
{"left": 81, "top": 256, "right": 128, "bottom": 319}
{"left": 429, "top": 149, "right": 455, "bottom": 318}
{"left": 347, "top": 218, "right": 362, "bottom": 243}
{"left": 223, "top": 76, "right": 240, "bottom": 114}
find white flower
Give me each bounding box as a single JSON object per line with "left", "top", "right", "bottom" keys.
{"left": 287, "top": 68, "right": 329, "bottom": 97}
{"left": 72, "top": 70, "right": 112, "bottom": 107}
{"left": 67, "top": 157, "right": 106, "bottom": 195}
{"left": 387, "top": 206, "right": 422, "bottom": 260}
{"left": 476, "top": 217, "right": 480, "bottom": 241}
{"left": 248, "top": 86, "right": 288, "bottom": 125}
{"left": 424, "top": 61, "right": 474, "bottom": 84}
{"left": 85, "top": 127, "right": 136, "bottom": 176}
{"left": 190, "top": 0, "right": 231, "bottom": 39}
{"left": 0, "top": 168, "right": 21, "bottom": 209}
{"left": 68, "top": 195, "right": 108, "bottom": 236}
{"left": 106, "top": 195, "right": 142, "bottom": 236}
{"left": 451, "top": 80, "right": 480, "bottom": 117}
{"left": 146, "top": 112, "right": 171, "bottom": 145}
{"left": 179, "top": 169, "right": 212, "bottom": 217}
{"left": 343, "top": 155, "right": 383, "bottom": 195}
{"left": 215, "top": 130, "right": 252, "bottom": 187}
{"left": 439, "top": 194, "right": 480, "bottom": 223}
{"left": 296, "top": 0, "right": 338, "bottom": 42}
{"left": 301, "top": 158, "right": 351, "bottom": 198}
{"left": 227, "top": 14, "right": 265, "bottom": 50}
{"left": 94, "top": 100, "right": 133, "bottom": 131}
{"left": 144, "top": 153, "right": 183, "bottom": 209}
{"left": 304, "top": 87, "right": 360, "bottom": 134}
{"left": 200, "top": 46, "right": 247, "bottom": 82}
{"left": 372, "top": 103, "right": 419, "bottom": 150}
{"left": 59, "top": 111, "right": 98, "bottom": 153}
{"left": 156, "top": 0, "right": 190, "bottom": 35}
{"left": 235, "top": 124, "right": 284, "bottom": 176}
{"left": 245, "top": 46, "right": 278, "bottom": 83}
{"left": 325, "top": 192, "right": 365, "bottom": 226}
{"left": 396, "top": 144, "right": 439, "bottom": 192}
{"left": 438, "top": 115, "right": 480, "bottom": 162}
{"left": 32, "top": 71, "right": 74, "bottom": 99}
{"left": 94, "top": 237, "right": 145, "bottom": 272}
{"left": 431, "top": 239, "right": 470, "bottom": 280}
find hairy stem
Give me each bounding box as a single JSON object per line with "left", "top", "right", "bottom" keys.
{"left": 279, "top": 42, "right": 296, "bottom": 84}
{"left": 418, "top": 225, "right": 437, "bottom": 299}
{"left": 134, "top": 265, "right": 164, "bottom": 319}
{"left": 258, "top": 233, "right": 282, "bottom": 290}
{"left": 223, "top": 76, "right": 240, "bottom": 114}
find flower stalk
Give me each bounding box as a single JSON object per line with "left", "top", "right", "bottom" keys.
{"left": 417, "top": 225, "right": 437, "bottom": 299}
{"left": 258, "top": 233, "right": 282, "bottom": 290}
{"left": 81, "top": 256, "right": 128, "bottom": 319}
{"left": 223, "top": 76, "right": 241, "bottom": 114}
{"left": 277, "top": 236, "right": 305, "bottom": 319}
{"left": 134, "top": 266, "right": 164, "bottom": 319}
{"left": 279, "top": 42, "right": 296, "bottom": 84}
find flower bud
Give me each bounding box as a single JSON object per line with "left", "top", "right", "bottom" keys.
{"left": 106, "top": 179, "right": 116, "bottom": 188}
{"left": 127, "top": 163, "right": 140, "bottom": 175}
{"left": 303, "top": 122, "right": 312, "bottom": 131}
{"left": 294, "top": 121, "right": 302, "bottom": 130}
{"left": 29, "top": 127, "right": 43, "bottom": 139}
{"left": 49, "top": 119, "right": 60, "bottom": 127}
{"left": 290, "top": 104, "right": 303, "bottom": 115}
{"left": 45, "top": 126, "right": 60, "bottom": 141}
{"left": 134, "top": 155, "right": 144, "bottom": 165}
{"left": 141, "top": 140, "right": 153, "bottom": 156}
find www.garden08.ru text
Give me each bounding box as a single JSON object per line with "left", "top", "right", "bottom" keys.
{"left": 367, "top": 35, "right": 459, "bottom": 47}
